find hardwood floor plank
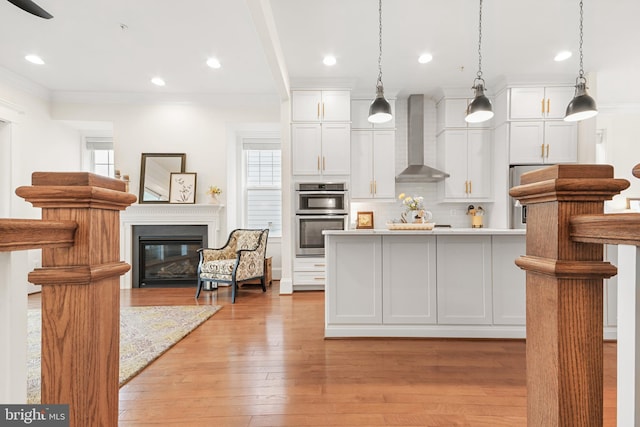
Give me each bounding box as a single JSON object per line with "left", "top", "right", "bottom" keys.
{"left": 26, "top": 283, "right": 619, "bottom": 426}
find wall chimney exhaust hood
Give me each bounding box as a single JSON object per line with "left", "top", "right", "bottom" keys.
{"left": 396, "top": 94, "right": 449, "bottom": 183}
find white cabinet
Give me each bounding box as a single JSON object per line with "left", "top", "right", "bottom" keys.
{"left": 509, "top": 121, "right": 577, "bottom": 164}
{"left": 292, "top": 123, "right": 350, "bottom": 176}
{"left": 326, "top": 235, "right": 382, "bottom": 324}
{"left": 436, "top": 98, "right": 490, "bottom": 132}
{"left": 437, "top": 129, "right": 492, "bottom": 201}
{"left": 436, "top": 235, "right": 493, "bottom": 325}
{"left": 509, "top": 86, "right": 575, "bottom": 120}
{"left": 382, "top": 235, "right": 437, "bottom": 324}
{"left": 492, "top": 235, "right": 526, "bottom": 325}
{"left": 351, "top": 99, "right": 396, "bottom": 129}
{"left": 351, "top": 130, "right": 396, "bottom": 200}
{"left": 293, "top": 257, "right": 326, "bottom": 290}
{"left": 292, "top": 90, "right": 351, "bottom": 122}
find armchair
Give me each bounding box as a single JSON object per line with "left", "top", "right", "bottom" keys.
{"left": 196, "top": 228, "right": 269, "bottom": 303}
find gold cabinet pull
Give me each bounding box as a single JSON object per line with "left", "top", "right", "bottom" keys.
{"left": 465, "top": 181, "right": 469, "bottom": 194}
{"left": 322, "top": 156, "right": 326, "bottom": 170}
{"left": 317, "top": 102, "right": 320, "bottom": 119}
{"left": 469, "top": 180, "right": 472, "bottom": 194}
{"left": 541, "top": 143, "right": 545, "bottom": 158}
{"left": 541, "top": 98, "right": 545, "bottom": 115}
{"left": 546, "top": 144, "right": 550, "bottom": 158}
{"left": 547, "top": 99, "right": 550, "bottom": 115}
{"left": 374, "top": 180, "right": 377, "bottom": 194}
{"left": 322, "top": 102, "right": 325, "bottom": 118}
{"left": 317, "top": 156, "right": 321, "bottom": 171}
{"left": 369, "top": 181, "right": 373, "bottom": 195}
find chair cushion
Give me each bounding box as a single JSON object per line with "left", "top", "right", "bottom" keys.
{"left": 199, "top": 258, "right": 235, "bottom": 281}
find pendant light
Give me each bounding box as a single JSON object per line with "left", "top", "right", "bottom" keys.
{"left": 465, "top": 0, "right": 494, "bottom": 124}
{"left": 564, "top": 0, "right": 598, "bottom": 122}
{"left": 368, "top": 0, "right": 392, "bottom": 124}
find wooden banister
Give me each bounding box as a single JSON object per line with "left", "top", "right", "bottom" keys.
{"left": 0, "top": 219, "right": 77, "bottom": 251}
{"left": 4, "top": 172, "right": 136, "bottom": 427}
{"left": 571, "top": 213, "right": 640, "bottom": 246}
{"left": 510, "top": 164, "right": 629, "bottom": 426}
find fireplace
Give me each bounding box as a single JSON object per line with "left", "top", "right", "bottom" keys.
{"left": 132, "top": 225, "right": 208, "bottom": 288}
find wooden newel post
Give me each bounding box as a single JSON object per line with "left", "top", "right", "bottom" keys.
{"left": 16, "top": 172, "right": 136, "bottom": 427}
{"left": 509, "top": 165, "right": 629, "bottom": 426}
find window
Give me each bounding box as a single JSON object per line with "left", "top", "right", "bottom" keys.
{"left": 85, "top": 137, "right": 114, "bottom": 178}
{"left": 243, "top": 140, "right": 281, "bottom": 237}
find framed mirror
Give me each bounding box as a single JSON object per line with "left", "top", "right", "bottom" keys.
{"left": 139, "top": 153, "right": 186, "bottom": 203}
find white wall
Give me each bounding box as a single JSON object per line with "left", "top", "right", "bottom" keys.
{"left": 52, "top": 100, "right": 279, "bottom": 206}
{"left": 0, "top": 73, "right": 82, "bottom": 403}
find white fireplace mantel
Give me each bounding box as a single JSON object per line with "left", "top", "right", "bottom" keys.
{"left": 119, "top": 203, "right": 224, "bottom": 289}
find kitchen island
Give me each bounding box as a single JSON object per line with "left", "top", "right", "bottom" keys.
{"left": 324, "top": 228, "right": 527, "bottom": 339}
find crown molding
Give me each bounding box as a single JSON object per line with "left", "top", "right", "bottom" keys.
{"left": 0, "top": 66, "right": 50, "bottom": 102}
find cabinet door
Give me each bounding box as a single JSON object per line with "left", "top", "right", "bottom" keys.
{"left": 321, "top": 123, "right": 351, "bottom": 175}
{"left": 351, "top": 100, "right": 372, "bottom": 129}
{"left": 382, "top": 235, "right": 437, "bottom": 324}
{"left": 441, "top": 98, "right": 469, "bottom": 128}
{"left": 326, "top": 235, "right": 382, "bottom": 324}
{"left": 509, "top": 87, "right": 545, "bottom": 119}
{"left": 509, "top": 121, "right": 545, "bottom": 164}
{"left": 292, "top": 123, "right": 322, "bottom": 175}
{"left": 292, "top": 90, "right": 322, "bottom": 122}
{"left": 372, "top": 131, "right": 396, "bottom": 199}
{"left": 437, "top": 236, "right": 493, "bottom": 324}
{"left": 544, "top": 86, "right": 575, "bottom": 119}
{"left": 492, "top": 235, "right": 526, "bottom": 325}
{"left": 438, "top": 130, "right": 468, "bottom": 199}
{"left": 321, "top": 91, "right": 351, "bottom": 122}
{"left": 350, "top": 131, "right": 374, "bottom": 199}
{"left": 545, "top": 121, "right": 577, "bottom": 164}
{"left": 466, "top": 130, "right": 492, "bottom": 199}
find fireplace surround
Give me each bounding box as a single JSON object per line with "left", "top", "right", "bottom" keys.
{"left": 120, "top": 204, "right": 223, "bottom": 289}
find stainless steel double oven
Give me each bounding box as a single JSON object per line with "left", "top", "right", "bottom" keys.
{"left": 295, "top": 182, "right": 348, "bottom": 256}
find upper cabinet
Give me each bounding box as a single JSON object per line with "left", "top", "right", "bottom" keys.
{"left": 292, "top": 123, "right": 351, "bottom": 176}
{"left": 292, "top": 90, "right": 351, "bottom": 122}
{"left": 509, "top": 86, "right": 575, "bottom": 120}
{"left": 351, "top": 130, "right": 396, "bottom": 200}
{"left": 351, "top": 99, "right": 396, "bottom": 129}
{"left": 436, "top": 98, "right": 491, "bottom": 133}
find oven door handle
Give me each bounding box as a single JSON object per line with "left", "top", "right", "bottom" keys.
{"left": 296, "top": 191, "right": 348, "bottom": 195}
{"left": 296, "top": 214, "right": 348, "bottom": 220}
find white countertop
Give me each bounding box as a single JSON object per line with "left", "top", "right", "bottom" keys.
{"left": 324, "top": 228, "right": 526, "bottom": 236}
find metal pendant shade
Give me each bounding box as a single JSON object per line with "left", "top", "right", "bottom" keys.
{"left": 466, "top": 82, "right": 494, "bottom": 123}
{"left": 368, "top": 0, "right": 392, "bottom": 124}
{"left": 465, "top": 0, "right": 493, "bottom": 124}
{"left": 564, "top": 0, "right": 598, "bottom": 122}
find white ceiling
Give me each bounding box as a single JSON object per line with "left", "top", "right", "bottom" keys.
{"left": 0, "top": 0, "right": 638, "bottom": 105}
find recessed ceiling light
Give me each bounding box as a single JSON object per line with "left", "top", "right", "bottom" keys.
{"left": 418, "top": 53, "right": 433, "bottom": 64}
{"left": 151, "top": 77, "right": 166, "bottom": 86}
{"left": 554, "top": 51, "right": 572, "bottom": 62}
{"left": 25, "top": 54, "right": 45, "bottom": 65}
{"left": 206, "top": 57, "right": 221, "bottom": 69}
{"left": 323, "top": 55, "right": 337, "bottom": 66}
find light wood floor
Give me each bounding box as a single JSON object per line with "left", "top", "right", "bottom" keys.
{"left": 31, "top": 283, "right": 618, "bottom": 426}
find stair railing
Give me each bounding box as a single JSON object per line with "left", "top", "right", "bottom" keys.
{"left": 510, "top": 163, "right": 640, "bottom": 426}
{"left": 0, "top": 172, "right": 136, "bottom": 427}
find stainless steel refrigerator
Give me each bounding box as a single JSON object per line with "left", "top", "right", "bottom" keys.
{"left": 509, "top": 165, "right": 549, "bottom": 228}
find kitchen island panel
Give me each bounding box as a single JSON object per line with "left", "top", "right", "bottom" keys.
{"left": 326, "top": 235, "right": 382, "bottom": 325}
{"left": 382, "top": 235, "right": 437, "bottom": 324}
{"left": 492, "top": 235, "right": 527, "bottom": 325}
{"left": 436, "top": 236, "right": 493, "bottom": 325}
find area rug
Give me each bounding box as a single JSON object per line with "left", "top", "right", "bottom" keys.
{"left": 27, "top": 305, "right": 221, "bottom": 404}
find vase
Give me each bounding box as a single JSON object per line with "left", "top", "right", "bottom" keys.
{"left": 208, "top": 194, "right": 219, "bottom": 205}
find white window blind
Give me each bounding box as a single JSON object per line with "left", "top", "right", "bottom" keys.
{"left": 244, "top": 142, "right": 281, "bottom": 237}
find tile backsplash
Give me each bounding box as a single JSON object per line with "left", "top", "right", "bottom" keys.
{"left": 349, "top": 95, "right": 491, "bottom": 229}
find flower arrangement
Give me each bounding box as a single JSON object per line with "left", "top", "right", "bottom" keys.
{"left": 398, "top": 193, "right": 424, "bottom": 211}
{"left": 206, "top": 185, "right": 222, "bottom": 196}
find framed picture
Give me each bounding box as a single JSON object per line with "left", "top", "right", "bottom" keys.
{"left": 356, "top": 211, "right": 374, "bottom": 229}
{"left": 169, "top": 173, "right": 197, "bottom": 204}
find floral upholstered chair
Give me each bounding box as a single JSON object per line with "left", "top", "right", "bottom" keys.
{"left": 195, "top": 229, "right": 269, "bottom": 303}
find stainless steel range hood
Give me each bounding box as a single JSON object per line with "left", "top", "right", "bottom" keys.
{"left": 396, "top": 94, "right": 449, "bottom": 182}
